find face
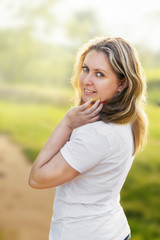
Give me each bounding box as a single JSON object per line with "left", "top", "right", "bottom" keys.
{"left": 80, "top": 50, "right": 121, "bottom": 103}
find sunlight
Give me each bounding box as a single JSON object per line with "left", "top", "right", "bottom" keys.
{"left": 0, "top": 0, "right": 160, "bottom": 50}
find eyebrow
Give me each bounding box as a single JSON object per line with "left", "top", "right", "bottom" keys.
{"left": 83, "top": 63, "right": 108, "bottom": 74}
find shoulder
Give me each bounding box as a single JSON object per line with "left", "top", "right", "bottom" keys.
{"left": 69, "top": 121, "right": 113, "bottom": 154}
{"left": 72, "top": 121, "right": 127, "bottom": 142}
{"left": 61, "top": 122, "right": 111, "bottom": 173}
{"left": 71, "top": 121, "right": 132, "bottom": 147}
{"left": 71, "top": 121, "right": 110, "bottom": 144}
{"left": 73, "top": 121, "right": 112, "bottom": 137}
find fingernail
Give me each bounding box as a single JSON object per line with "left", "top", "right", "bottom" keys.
{"left": 101, "top": 102, "right": 104, "bottom": 105}
{"left": 91, "top": 98, "right": 93, "bottom": 102}
{"left": 98, "top": 98, "right": 100, "bottom": 102}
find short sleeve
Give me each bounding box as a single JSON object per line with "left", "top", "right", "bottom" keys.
{"left": 60, "top": 124, "right": 109, "bottom": 173}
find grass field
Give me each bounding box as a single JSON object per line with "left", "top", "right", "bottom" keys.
{"left": 0, "top": 84, "right": 160, "bottom": 240}
{"left": 0, "top": 100, "right": 69, "bottom": 162}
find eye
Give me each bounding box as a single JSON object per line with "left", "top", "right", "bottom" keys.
{"left": 96, "top": 72, "right": 104, "bottom": 77}
{"left": 82, "top": 66, "right": 89, "bottom": 72}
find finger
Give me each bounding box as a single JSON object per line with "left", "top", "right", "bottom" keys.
{"left": 86, "top": 102, "right": 103, "bottom": 119}
{"left": 85, "top": 99, "right": 101, "bottom": 114}
{"left": 80, "top": 99, "right": 93, "bottom": 111}
{"left": 88, "top": 115, "right": 100, "bottom": 123}
{"left": 95, "top": 102, "right": 104, "bottom": 113}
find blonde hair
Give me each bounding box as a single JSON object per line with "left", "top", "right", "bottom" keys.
{"left": 71, "top": 37, "right": 148, "bottom": 155}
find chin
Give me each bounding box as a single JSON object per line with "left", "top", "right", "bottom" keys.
{"left": 82, "top": 95, "right": 95, "bottom": 103}
{"left": 82, "top": 95, "right": 88, "bottom": 103}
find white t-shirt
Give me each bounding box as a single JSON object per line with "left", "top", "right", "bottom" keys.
{"left": 49, "top": 121, "right": 134, "bottom": 240}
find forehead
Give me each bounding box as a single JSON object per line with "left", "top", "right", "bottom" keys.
{"left": 84, "top": 50, "right": 110, "bottom": 69}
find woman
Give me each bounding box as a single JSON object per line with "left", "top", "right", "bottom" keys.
{"left": 28, "top": 37, "right": 148, "bottom": 240}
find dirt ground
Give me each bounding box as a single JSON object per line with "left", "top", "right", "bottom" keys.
{"left": 0, "top": 135, "right": 55, "bottom": 240}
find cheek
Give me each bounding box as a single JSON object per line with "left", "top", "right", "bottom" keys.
{"left": 109, "top": 83, "right": 119, "bottom": 94}
{"left": 79, "top": 73, "right": 84, "bottom": 87}
{"left": 100, "top": 82, "right": 119, "bottom": 100}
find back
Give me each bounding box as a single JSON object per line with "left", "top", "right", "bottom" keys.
{"left": 49, "top": 121, "right": 134, "bottom": 240}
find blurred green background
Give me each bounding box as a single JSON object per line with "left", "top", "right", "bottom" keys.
{"left": 0, "top": 0, "right": 160, "bottom": 239}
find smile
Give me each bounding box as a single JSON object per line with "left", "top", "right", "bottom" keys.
{"left": 84, "top": 88, "right": 96, "bottom": 94}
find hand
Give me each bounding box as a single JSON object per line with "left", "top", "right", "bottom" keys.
{"left": 63, "top": 99, "right": 104, "bottom": 130}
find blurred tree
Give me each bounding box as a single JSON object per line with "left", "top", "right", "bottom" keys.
{"left": 0, "top": 3, "right": 104, "bottom": 87}
{"left": 65, "top": 10, "right": 102, "bottom": 48}
{"left": 0, "top": 28, "right": 74, "bottom": 86}
{"left": 1, "top": 0, "right": 57, "bottom": 36}
{"left": 136, "top": 43, "right": 160, "bottom": 70}
{"left": 0, "top": 0, "right": 74, "bottom": 87}
{"left": 1, "top": 1, "right": 159, "bottom": 87}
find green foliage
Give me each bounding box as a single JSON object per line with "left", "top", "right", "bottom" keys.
{"left": 146, "top": 69, "right": 160, "bottom": 82}
{"left": 136, "top": 43, "right": 160, "bottom": 70}
{"left": 147, "top": 88, "right": 160, "bottom": 106}
{"left": 145, "top": 69, "right": 160, "bottom": 105}
{"left": 0, "top": 4, "right": 103, "bottom": 87}
{"left": 66, "top": 10, "right": 101, "bottom": 47}
{"left": 0, "top": 30, "right": 74, "bottom": 86}
{"left": 0, "top": 1, "right": 160, "bottom": 89}
{"left": 0, "top": 84, "right": 74, "bottom": 107}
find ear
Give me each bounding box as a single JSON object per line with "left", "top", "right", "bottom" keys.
{"left": 117, "top": 78, "right": 128, "bottom": 92}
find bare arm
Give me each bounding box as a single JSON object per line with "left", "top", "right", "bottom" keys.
{"left": 28, "top": 99, "right": 103, "bottom": 189}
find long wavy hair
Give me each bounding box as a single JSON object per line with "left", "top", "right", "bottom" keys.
{"left": 71, "top": 37, "right": 148, "bottom": 155}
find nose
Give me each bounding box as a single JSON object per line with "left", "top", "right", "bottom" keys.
{"left": 83, "top": 73, "right": 93, "bottom": 85}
